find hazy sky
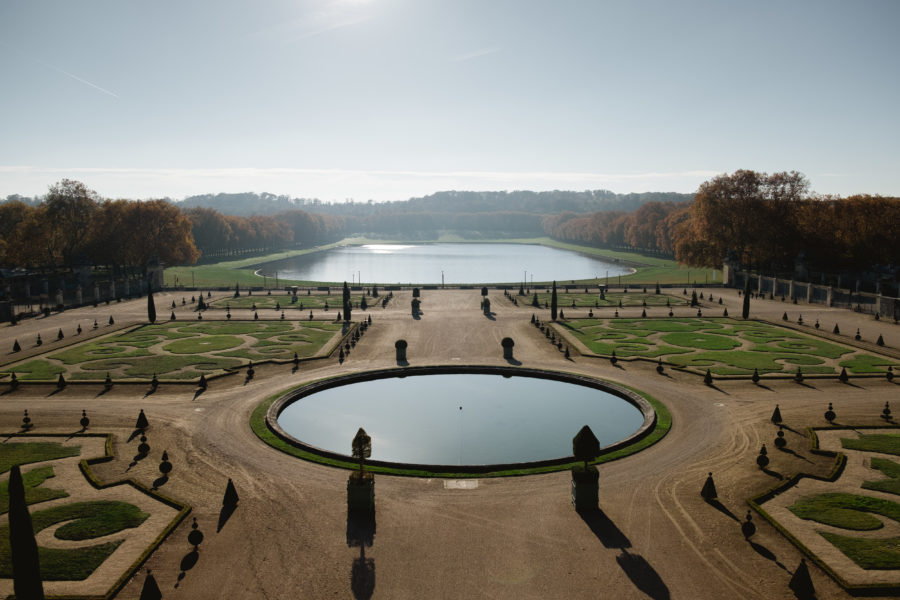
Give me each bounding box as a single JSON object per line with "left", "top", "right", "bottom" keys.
{"left": 2, "top": 0, "right": 898, "bottom": 202}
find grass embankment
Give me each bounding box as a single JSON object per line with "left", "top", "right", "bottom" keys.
{"left": 164, "top": 236, "right": 720, "bottom": 288}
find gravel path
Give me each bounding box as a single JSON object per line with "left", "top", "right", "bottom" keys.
{"left": 1, "top": 287, "right": 898, "bottom": 599}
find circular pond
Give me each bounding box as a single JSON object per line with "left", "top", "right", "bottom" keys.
{"left": 267, "top": 367, "right": 656, "bottom": 472}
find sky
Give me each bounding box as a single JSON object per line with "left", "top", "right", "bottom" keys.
{"left": 1, "top": 0, "right": 898, "bottom": 203}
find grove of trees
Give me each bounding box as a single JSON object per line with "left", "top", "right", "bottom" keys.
{"left": 544, "top": 170, "right": 899, "bottom": 277}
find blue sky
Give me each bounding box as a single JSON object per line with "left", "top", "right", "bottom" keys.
{"left": 1, "top": 0, "right": 898, "bottom": 202}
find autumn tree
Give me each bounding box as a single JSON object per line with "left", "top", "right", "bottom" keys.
{"left": 43, "top": 179, "right": 101, "bottom": 266}
{"left": 117, "top": 200, "right": 199, "bottom": 273}
{"left": 675, "top": 170, "right": 808, "bottom": 270}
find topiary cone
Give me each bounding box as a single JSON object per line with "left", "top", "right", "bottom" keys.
{"left": 135, "top": 409, "right": 149, "bottom": 430}
{"left": 139, "top": 570, "right": 162, "bottom": 600}
{"left": 771, "top": 404, "right": 782, "bottom": 423}
{"left": 8, "top": 465, "right": 44, "bottom": 599}
{"left": 788, "top": 558, "right": 815, "bottom": 598}
{"left": 700, "top": 472, "right": 717, "bottom": 500}
{"left": 12, "top": 339, "right": 21, "bottom": 352}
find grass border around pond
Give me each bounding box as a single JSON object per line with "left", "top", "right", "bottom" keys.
{"left": 165, "top": 236, "right": 719, "bottom": 288}
{"left": 250, "top": 366, "right": 671, "bottom": 478}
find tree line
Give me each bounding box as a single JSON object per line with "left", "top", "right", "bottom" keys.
{"left": 543, "top": 170, "right": 900, "bottom": 275}
{"left": 2, "top": 172, "right": 897, "bottom": 278}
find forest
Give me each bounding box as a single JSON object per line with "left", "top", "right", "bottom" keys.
{"left": 1, "top": 172, "right": 897, "bottom": 278}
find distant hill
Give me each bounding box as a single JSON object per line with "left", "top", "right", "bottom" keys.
{"left": 177, "top": 190, "right": 693, "bottom": 217}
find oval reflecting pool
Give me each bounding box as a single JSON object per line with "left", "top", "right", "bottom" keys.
{"left": 256, "top": 243, "right": 632, "bottom": 284}
{"left": 273, "top": 371, "right": 647, "bottom": 467}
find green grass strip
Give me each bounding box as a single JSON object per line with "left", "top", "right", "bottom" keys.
{"left": 0, "top": 500, "right": 148, "bottom": 580}
{"left": 788, "top": 492, "right": 900, "bottom": 530}
{"left": 0, "top": 442, "right": 81, "bottom": 474}
{"left": 842, "top": 434, "right": 900, "bottom": 456}
{"left": 819, "top": 532, "right": 900, "bottom": 570}
{"left": 864, "top": 458, "right": 900, "bottom": 496}
{"left": 0, "top": 466, "right": 68, "bottom": 514}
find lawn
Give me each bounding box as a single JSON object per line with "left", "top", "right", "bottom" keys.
{"left": 559, "top": 317, "right": 896, "bottom": 377}
{"left": 842, "top": 434, "right": 900, "bottom": 456}
{"left": 1, "top": 320, "right": 345, "bottom": 382}
{"left": 0, "top": 501, "right": 148, "bottom": 580}
{"left": 788, "top": 493, "right": 900, "bottom": 531}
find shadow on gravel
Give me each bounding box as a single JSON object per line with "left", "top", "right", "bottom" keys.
{"left": 761, "top": 467, "right": 784, "bottom": 480}
{"left": 704, "top": 498, "right": 739, "bottom": 522}
{"left": 578, "top": 508, "right": 630, "bottom": 549}
{"left": 616, "top": 550, "right": 670, "bottom": 600}
{"left": 579, "top": 507, "right": 670, "bottom": 599}
{"left": 777, "top": 447, "right": 813, "bottom": 463}
{"left": 347, "top": 507, "right": 376, "bottom": 600}
{"left": 749, "top": 540, "right": 789, "bottom": 572}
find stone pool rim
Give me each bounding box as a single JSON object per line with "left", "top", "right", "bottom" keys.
{"left": 264, "top": 365, "right": 659, "bottom": 474}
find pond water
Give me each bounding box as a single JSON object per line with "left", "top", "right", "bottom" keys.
{"left": 276, "top": 373, "right": 645, "bottom": 466}
{"left": 256, "top": 243, "right": 631, "bottom": 284}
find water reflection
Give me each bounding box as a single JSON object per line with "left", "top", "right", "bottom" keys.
{"left": 256, "top": 243, "right": 631, "bottom": 284}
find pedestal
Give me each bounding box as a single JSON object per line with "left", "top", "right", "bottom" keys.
{"left": 571, "top": 466, "right": 599, "bottom": 511}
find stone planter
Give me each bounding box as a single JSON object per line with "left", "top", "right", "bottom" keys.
{"left": 571, "top": 466, "right": 599, "bottom": 511}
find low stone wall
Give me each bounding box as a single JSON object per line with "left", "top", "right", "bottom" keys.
{"left": 730, "top": 270, "right": 898, "bottom": 320}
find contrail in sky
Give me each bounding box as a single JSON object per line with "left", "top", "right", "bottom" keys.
{"left": 0, "top": 41, "right": 120, "bottom": 99}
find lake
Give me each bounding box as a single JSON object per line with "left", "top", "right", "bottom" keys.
{"left": 276, "top": 373, "right": 645, "bottom": 466}
{"left": 256, "top": 243, "right": 631, "bottom": 284}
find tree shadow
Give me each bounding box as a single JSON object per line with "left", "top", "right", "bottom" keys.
{"left": 761, "top": 467, "right": 784, "bottom": 480}
{"left": 412, "top": 312, "right": 422, "bottom": 320}
{"left": 152, "top": 474, "right": 169, "bottom": 490}
{"left": 95, "top": 387, "right": 110, "bottom": 397}
{"left": 483, "top": 312, "right": 496, "bottom": 321}
{"left": 780, "top": 424, "right": 802, "bottom": 435}
{"left": 749, "top": 540, "right": 789, "bottom": 572}
{"left": 174, "top": 549, "right": 199, "bottom": 589}
{"left": 704, "top": 498, "right": 739, "bottom": 522}
{"left": 351, "top": 546, "right": 375, "bottom": 600}
{"left": 126, "top": 450, "right": 148, "bottom": 472}
{"left": 577, "top": 508, "right": 631, "bottom": 550}
{"left": 192, "top": 388, "right": 205, "bottom": 401}
{"left": 217, "top": 503, "right": 237, "bottom": 533}
{"left": 347, "top": 507, "right": 376, "bottom": 548}
{"left": 794, "top": 381, "right": 818, "bottom": 390}
{"left": 840, "top": 381, "right": 864, "bottom": 389}
{"left": 616, "top": 550, "right": 670, "bottom": 600}
{"left": 143, "top": 387, "right": 157, "bottom": 398}
{"left": 46, "top": 387, "right": 65, "bottom": 397}
{"left": 777, "top": 447, "right": 813, "bottom": 463}
{"left": 753, "top": 382, "right": 774, "bottom": 391}
{"left": 708, "top": 384, "right": 730, "bottom": 395}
